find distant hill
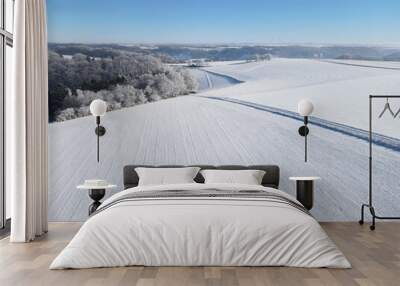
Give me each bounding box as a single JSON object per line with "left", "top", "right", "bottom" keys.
{"left": 49, "top": 43, "right": 400, "bottom": 62}
{"left": 384, "top": 52, "right": 400, "bottom": 61}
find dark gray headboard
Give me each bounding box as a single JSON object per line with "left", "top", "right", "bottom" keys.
{"left": 123, "top": 165, "right": 280, "bottom": 189}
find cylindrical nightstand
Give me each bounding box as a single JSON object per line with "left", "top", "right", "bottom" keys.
{"left": 289, "top": 177, "right": 320, "bottom": 210}
{"left": 77, "top": 183, "right": 116, "bottom": 215}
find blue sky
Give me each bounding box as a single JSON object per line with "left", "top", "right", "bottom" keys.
{"left": 47, "top": 0, "right": 400, "bottom": 45}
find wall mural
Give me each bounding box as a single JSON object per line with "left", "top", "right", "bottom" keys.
{"left": 47, "top": 0, "right": 400, "bottom": 221}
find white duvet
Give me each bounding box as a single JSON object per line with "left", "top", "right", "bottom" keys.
{"left": 50, "top": 183, "right": 350, "bottom": 269}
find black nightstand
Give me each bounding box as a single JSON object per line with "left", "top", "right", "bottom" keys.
{"left": 87, "top": 189, "right": 106, "bottom": 215}
{"left": 289, "top": 177, "right": 320, "bottom": 210}
{"left": 77, "top": 183, "right": 116, "bottom": 215}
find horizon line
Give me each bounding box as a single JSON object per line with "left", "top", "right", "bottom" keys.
{"left": 47, "top": 41, "right": 400, "bottom": 49}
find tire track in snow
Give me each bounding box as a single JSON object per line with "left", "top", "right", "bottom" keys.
{"left": 199, "top": 68, "right": 244, "bottom": 84}
{"left": 320, "top": 59, "right": 400, "bottom": 71}
{"left": 200, "top": 95, "right": 400, "bottom": 152}
{"left": 191, "top": 68, "right": 243, "bottom": 91}
{"left": 204, "top": 71, "right": 213, "bottom": 88}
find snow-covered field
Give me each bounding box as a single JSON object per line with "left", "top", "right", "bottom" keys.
{"left": 202, "top": 59, "right": 400, "bottom": 138}
{"left": 49, "top": 59, "right": 400, "bottom": 222}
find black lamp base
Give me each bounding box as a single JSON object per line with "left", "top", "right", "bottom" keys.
{"left": 298, "top": 126, "right": 309, "bottom": 136}
{"left": 95, "top": 125, "right": 106, "bottom": 136}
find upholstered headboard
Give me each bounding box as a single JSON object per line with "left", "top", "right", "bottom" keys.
{"left": 123, "top": 165, "right": 280, "bottom": 189}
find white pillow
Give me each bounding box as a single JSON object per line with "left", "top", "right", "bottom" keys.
{"left": 200, "top": 169, "right": 266, "bottom": 185}
{"left": 135, "top": 167, "right": 200, "bottom": 186}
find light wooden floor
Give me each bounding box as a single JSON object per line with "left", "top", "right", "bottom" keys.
{"left": 0, "top": 222, "right": 399, "bottom": 286}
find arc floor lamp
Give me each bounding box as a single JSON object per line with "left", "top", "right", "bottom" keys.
{"left": 90, "top": 99, "right": 107, "bottom": 162}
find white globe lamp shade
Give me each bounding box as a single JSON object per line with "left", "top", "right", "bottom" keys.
{"left": 90, "top": 99, "right": 107, "bottom": 117}
{"left": 297, "top": 100, "right": 314, "bottom": 117}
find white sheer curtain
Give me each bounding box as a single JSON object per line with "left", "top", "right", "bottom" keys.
{"left": 10, "top": 0, "right": 48, "bottom": 242}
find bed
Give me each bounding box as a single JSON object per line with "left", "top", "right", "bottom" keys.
{"left": 50, "top": 165, "right": 350, "bottom": 269}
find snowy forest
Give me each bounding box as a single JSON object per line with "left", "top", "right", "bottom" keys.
{"left": 48, "top": 48, "right": 198, "bottom": 122}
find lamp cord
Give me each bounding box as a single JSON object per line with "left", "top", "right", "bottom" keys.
{"left": 97, "top": 123, "right": 100, "bottom": 162}
{"left": 304, "top": 116, "right": 308, "bottom": 163}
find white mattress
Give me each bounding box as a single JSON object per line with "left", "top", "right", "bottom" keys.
{"left": 50, "top": 183, "right": 350, "bottom": 269}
